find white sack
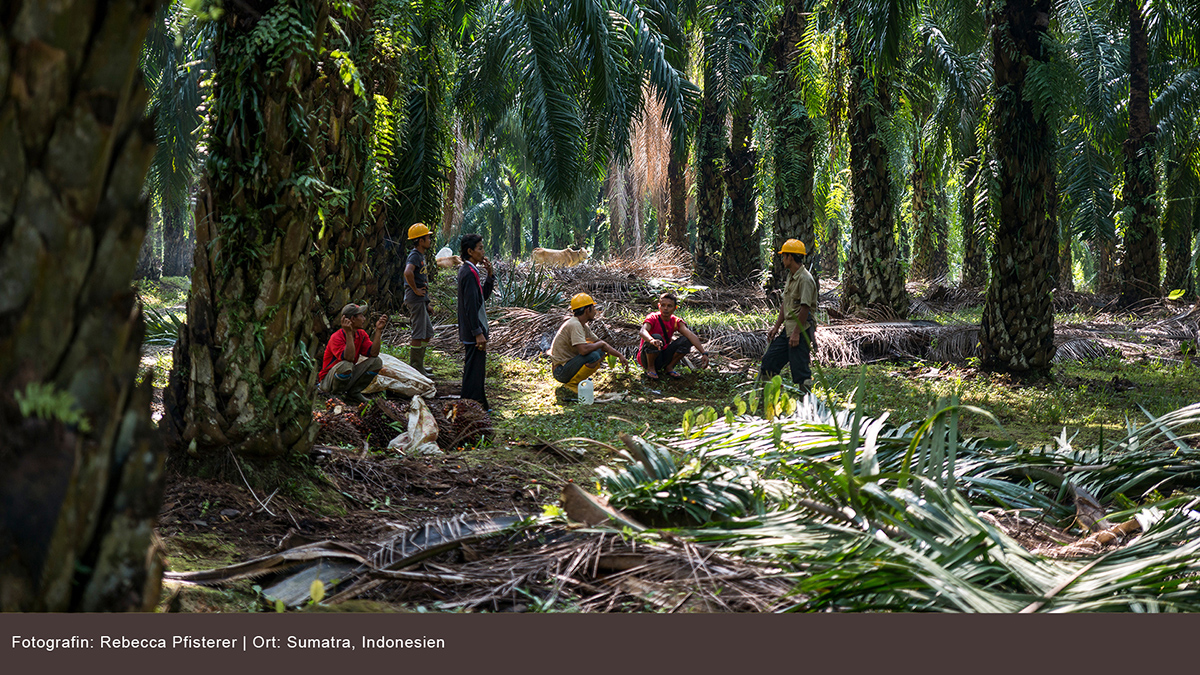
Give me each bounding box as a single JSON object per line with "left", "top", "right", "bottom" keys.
{"left": 387, "top": 395, "right": 442, "bottom": 456}
{"left": 361, "top": 353, "right": 436, "bottom": 398}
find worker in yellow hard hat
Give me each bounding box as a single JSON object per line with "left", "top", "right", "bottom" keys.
{"left": 761, "top": 239, "right": 818, "bottom": 391}
{"left": 547, "top": 292, "right": 628, "bottom": 403}
{"left": 403, "top": 223, "right": 434, "bottom": 376}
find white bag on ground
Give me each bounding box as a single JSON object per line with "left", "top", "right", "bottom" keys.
{"left": 361, "top": 353, "right": 436, "bottom": 398}
{"left": 387, "top": 396, "right": 442, "bottom": 456}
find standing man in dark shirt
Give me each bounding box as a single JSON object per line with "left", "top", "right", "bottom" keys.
{"left": 404, "top": 223, "right": 434, "bottom": 377}
{"left": 456, "top": 233, "right": 494, "bottom": 410}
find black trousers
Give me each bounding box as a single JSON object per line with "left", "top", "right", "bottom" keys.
{"left": 759, "top": 329, "right": 813, "bottom": 387}
{"left": 638, "top": 334, "right": 692, "bottom": 371}
{"left": 461, "top": 343, "right": 489, "bottom": 410}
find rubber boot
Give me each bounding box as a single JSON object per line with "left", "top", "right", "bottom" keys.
{"left": 566, "top": 362, "right": 601, "bottom": 386}
{"left": 410, "top": 346, "right": 431, "bottom": 378}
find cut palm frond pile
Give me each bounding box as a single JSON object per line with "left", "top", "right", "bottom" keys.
{"left": 313, "top": 397, "right": 491, "bottom": 451}
{"left": 430, "top": 307, "right": 642, "bottom": 360}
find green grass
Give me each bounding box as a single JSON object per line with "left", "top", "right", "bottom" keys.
{"left": 809, "top": 356, "right": 1200, "bottom": 450}
{"left": 478, "top": 354, "right": 746, "bottom": 483}
{"left": 135, "top": 276, "right": 191, "bottom": 308}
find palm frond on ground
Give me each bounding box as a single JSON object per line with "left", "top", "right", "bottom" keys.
{"left": 594, "top": 379, "right": 1200, "bottom": 611}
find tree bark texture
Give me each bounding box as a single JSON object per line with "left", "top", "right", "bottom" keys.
{"left": 135, "top": 215, "right": 162, "bottom": 280}
{"left": 1117, "top": 1, "right": 1160, "bottom": 307}
{"left": 959, "top": 152, "right": 988, "bottom": 288}
{"left": 667, "top": 145, "right": 688, "bottom": 250}
{"left": 980, "top": 0, "right": 1055, "bottom": 372}
{"left": 694, "top": 84, "right": 725, "bottom": 281}
{"left": 1162, "top": 161, "right": 1195, "bottom": 298}
{"left": 0, "top": 0, "right": 165, "bottom": 611}
{"left": 909, "top": 157, "right": 948, "bottom": 281}
{"left": 161, "top": 206, "right": 192, "bottom": 277}
{"left": 1092, "top": 238, "right": 1118, "bottom": 293}
{"left": 310, "top": 3, "right": 390, "bottom": 336}
{"left": 1046, "top": 165, "right": 1061, "bottom": 287}
{"left": 165, "top": 0, "right": 329, "bottom": 458}
{"left": 1058, "top": 218, "right": 1075, "bottom": 291}
{"left": 529, "top": 193, "right": 540, "bottom": 251}
{"left": 821, "top": 220, "right": 840, "bottom": 278}
{"left": 841, "top": 57, "right": 909, "bottom": 317}
{"left": 770, "top": 0, "right": 815, "bottom": 290}
{"left": 721, "top": 88, "right": 758, "bottom": 282}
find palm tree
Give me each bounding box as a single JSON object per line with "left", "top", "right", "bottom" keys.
{"left": 1, "top": 0, "right": 165, "bottom": 611}
{"left": 142, "top": 0, "right": 209, "bottom": 279}
{"left": 1117, "top": 0, "right": 1160, "bottom": 306}
{"left": 165, "top": 0, "right": 337, "bottom": 458}
{"left": 768, "top": 0, "right": 819, "bottom": 290}
{"left": 978, "top": 0, "right": 1056, "bottom": 372}
{"left": 720, "top": 86, "right": 761, "bottom": 280}
{"left": 839, "top": 0, "right": 915, "bottom": 317}
{"left": 908, "top": 0, "right": 989, "bottom": 285}
{"left": 693, "top": 0, "right": 758, "bottom": 280}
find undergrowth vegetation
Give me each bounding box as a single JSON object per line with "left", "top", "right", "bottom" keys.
{"left": 590, "top": 376, "right": 1200, "bottom": 611}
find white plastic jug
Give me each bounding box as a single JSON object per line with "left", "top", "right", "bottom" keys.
{"left": 578, "top": 378, "right": 594, "bottom": 404}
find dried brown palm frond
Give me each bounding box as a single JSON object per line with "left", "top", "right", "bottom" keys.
{"left": 1053, "top": 289, "right": 1115, "bottom": 313}
{"left": 685, "top": 282, "right": 771, "bottom": 312}
{"left": 349, "top": 526, "right": 794, "bottom": 613}
{"left": 980, "top": 510, "right": 1142, "bottom": 559}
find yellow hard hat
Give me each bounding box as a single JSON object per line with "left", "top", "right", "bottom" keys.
{"left": 570, "top": 292, "right": 596, "bottom": 311}
{"left": 778, "top": 239, "right": 806, "bottom": 255}
{"left": 408, "top": 223, "right": 431, "bottom": 239}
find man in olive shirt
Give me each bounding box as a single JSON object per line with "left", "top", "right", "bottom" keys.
{"left": 404, "top": 223, "right": 434, "bottom": 377}
{"left": 548, "top": 293, "right": 628, "bottom": 401}
{"left": 761, "top": 239, "right": 818, "bottom": 390}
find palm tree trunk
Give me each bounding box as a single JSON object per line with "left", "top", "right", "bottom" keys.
{"left": 162, "top": 206, "right": 194, "bottom": 277}
{"left": 821, "top": 220, "right": 840, "bottom": 279}
{"left": 721, "top": 89, "right": 759, "bottom": 282}
{"left": 530, "top": 194, "right": 541, "bottom": 250}
{"left": 1162, "top": 161, "right": 1195, "bottom": 299}
{"left": 1046, "top": 166, "right": 1062, "bottom": 288}
{"left": 1094, "top": 237, "right": 1118, "bottom": 292}
{"left": 1058, "top": 218, "right": 1075, "bottom": 291}
{"left": 165, "top": 0, "right": 330, "bottom": 459}
{"left": 842, "top": 55, "right": 909, "bottom": 317}
{"left": 667, "top": 145, "right": 689, "bottom": 250}
{"left": 910, "top": 157, "right": 936, "bottom": 281}
{"left": 511, "top": 208, "right": 523, "bottom": 257}
{"left": 980, "top": 0, "right": 1056, "bottom": 372}
{"left": 1117, "top": 1, "right": 1160, "bottom": 307}
{"left": 960, "top": 152, "right": 988, "bottom": 288}
{"left": 314, "top": 2, "right": 392, "bottom": 324}
{"left": 136, "top": 214, "right": 163, "bottom": 281}
{"left": 695, "top": 84, "right": 725, "bottom": 281}
{"left": 1, "top": 0, "right": 165, "bottom": 611}
{"left": 771, "top": 0, "right": 815, "bottom": 290}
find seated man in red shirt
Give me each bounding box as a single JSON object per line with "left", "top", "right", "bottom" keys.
{"left": 637, "top": 292, "right": 709, "bottom": 380}
{"left": 318, "top": 303, "right": 388, "bottom": 404}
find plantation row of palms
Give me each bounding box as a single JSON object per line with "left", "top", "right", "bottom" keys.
{"left": 1, "top": 0, "right": 1198, "bottom": 610}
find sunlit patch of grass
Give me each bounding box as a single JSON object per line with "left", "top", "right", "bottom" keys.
{"left": 478, "top": 354, "right": 745, "bottom": 482}
{"left": 812, "top": 356, "right": 1200, "bottom": 450}
{"left": 135, "top": 276, "right": 191, "bottom": 308}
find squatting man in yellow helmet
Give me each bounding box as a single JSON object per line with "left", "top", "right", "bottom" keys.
{"left": 547, "top": 293, "right": 629, "bottom": 403}
{"left": 403, "top": 223, "right": 434, "bottom": 377}
{"left": 760, "top": 239, "right": 818, "bottom": 391}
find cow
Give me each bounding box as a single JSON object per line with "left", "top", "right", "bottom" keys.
{"left": 434, "top": 246, "right": 461, "bottom": 268}
{"left": 532, "top": 246, "right": 589, "bottom": 267}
